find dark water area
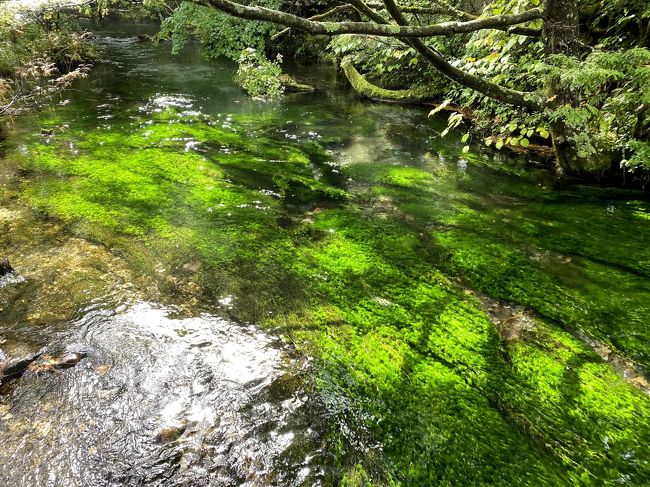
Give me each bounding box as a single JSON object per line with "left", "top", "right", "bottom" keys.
{"left": 0, "top": 21, "right": 649, "bottom": 486}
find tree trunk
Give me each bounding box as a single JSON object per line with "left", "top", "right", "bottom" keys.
{"left": 543, "top": 0, "right": 580, "bottom": 57}
{"left": 543, "top": 0, "right": 597, "bottom": 175}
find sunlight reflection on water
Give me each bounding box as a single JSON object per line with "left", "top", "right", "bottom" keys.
{"left": 0, "top": 301, "right": 323, "bottom": 486}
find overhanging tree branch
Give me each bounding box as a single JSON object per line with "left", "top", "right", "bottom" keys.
{"left": 193, "top": 0, "right": 544, "bottom": 110}
{"left": 364, "top": 1, "right": 541, "bottom": 36}
{"left": 353, "top": 0, "right": 543, "bottom": 110}
{"left": 196, "top": 0, "right": 542, "bottom": 38}
{"left": 378, "top": 0, "right": 543, "bottom": 110}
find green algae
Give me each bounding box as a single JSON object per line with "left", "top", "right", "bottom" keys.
{"left": 501, "top": 320, "right": 650, "bottom": 483}
{"left": 10, "top": 107, "right": 347, "bottom": 315}
{"left": 275, "top": 206, "right": 650, "bottom": 484}
{"left": 278, "top": 206, "right": 650, "bottom": 485}
{"left": 347, "top": 156, "right": 650, "bottom": 371}
{"left": 9, "top": 108, "right": 650, "bottom": 485}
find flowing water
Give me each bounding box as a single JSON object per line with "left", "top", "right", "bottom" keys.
{"left": 1, "top": 22, "right": 650, "bottom": 486}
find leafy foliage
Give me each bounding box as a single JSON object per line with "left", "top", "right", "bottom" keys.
{"left": 233, "top": 47, "right": 284, "bottom": 99}
{"left": 0, "top": 2, "right": 96, "bottom": 116}
{"left": 541, "top": 49, "right": 650, "bottom": 170}
{"left": 157, "top": 0, "right": 280, "bottom": 61}
{"left": 411, "top": 0, "right": 650, "bottom": 177}
{"left": 588, "top": 0, "right": 650, "bottom": 48}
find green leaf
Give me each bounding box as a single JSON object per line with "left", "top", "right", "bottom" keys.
{"left": 428, "top": 99, "right": 451, "bottom": 117}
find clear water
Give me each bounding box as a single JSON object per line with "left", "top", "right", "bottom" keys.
{"left": 0, "top": 21, "right": 649, "bottom": 486}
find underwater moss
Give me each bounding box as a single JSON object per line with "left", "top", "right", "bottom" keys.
{"left": 274, "top": 201, "right": 650, "bottom": 485}
{"left": 6, "top": 84, "right": 650, "bottom": 486}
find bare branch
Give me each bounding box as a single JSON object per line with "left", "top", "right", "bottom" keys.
{"left": 348, "top": 0, "right": 387, "bottom": 24}
{"left": 0, "top": 92, "right": 24, "bottom": 117}
{"left": 365, "top": 0, "right": 473, "bottom": 19}
{"left": 0, "top": 63, "right": 90, "bottom": 117}
{"left": 271, "top": 5, "right": 355, "bottom": 42}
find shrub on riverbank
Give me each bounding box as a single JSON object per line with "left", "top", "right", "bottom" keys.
{"left": 0, "top": 2, "right": 97, "bottom": 117}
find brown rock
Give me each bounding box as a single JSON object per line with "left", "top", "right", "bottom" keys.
{"left": 0, "top": 257, "right": 13, "bottom": 276}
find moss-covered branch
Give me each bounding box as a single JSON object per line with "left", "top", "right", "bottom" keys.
{"left": 342, "top": 62, "right": 439, "bottom": 103}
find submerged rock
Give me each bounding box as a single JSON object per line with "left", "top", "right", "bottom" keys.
{"left": 0, "top": 349, "right": 87, "bottom": 382}
{"left": 29, "top": 351, "right": 87, "bottom": 372}
{"left": 154, "top": 423, "right": 186, "bottom": 444}
{"left": 481, "top": 296, "right": 650, "bottom": 395}
{"left": 0, "top": 257, "right": 13, "bottom": 276}
{"left": 0, "top": 348, "right": 45, "bottom": 382}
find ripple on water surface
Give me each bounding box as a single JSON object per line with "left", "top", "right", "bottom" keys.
{"left": 0, "top": 302, "right": 324, "bottom": 486}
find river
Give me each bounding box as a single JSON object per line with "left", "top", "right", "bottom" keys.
{"left": 0, "top": 21, "right": 649, "bottom": 486}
